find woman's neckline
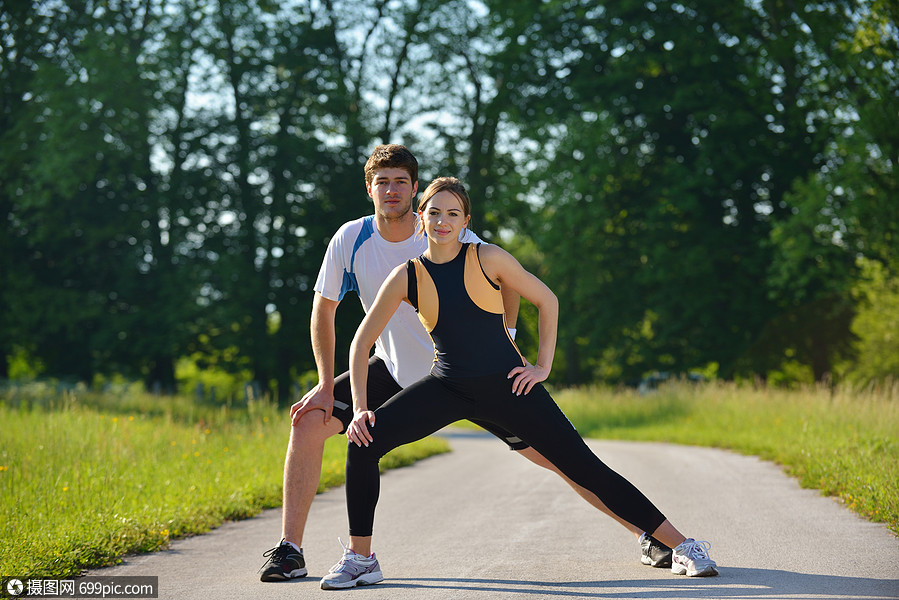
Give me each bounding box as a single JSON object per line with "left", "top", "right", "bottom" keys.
{"left": 422, "top": 242, "right": 466, "bottom": 265}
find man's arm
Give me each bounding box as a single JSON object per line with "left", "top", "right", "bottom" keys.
{"left": 311, "top": 292, "right": 340, "bottom": 387}
{"left": 290, "top": 292, "right": 340, "bottom": 426}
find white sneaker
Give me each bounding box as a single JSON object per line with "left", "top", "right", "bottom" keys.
{"left": 671, "top": 538, "right": 718, "bottom": 577}
{"left": 320, "top": 539, "right": 384, "bottom": 590}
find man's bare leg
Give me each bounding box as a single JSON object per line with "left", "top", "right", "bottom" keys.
{"left": 282, "top": 412, "right": 344, "bottom": 546}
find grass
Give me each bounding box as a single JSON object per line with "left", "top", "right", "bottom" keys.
{"left": 0, "top": 384, "right": 449, "bottom": 578}
{"left": 548, "top": 380, "right": 899, "bottom": 535}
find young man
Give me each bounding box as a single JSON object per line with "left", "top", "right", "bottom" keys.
{"left": 259, "top": 145, "right": 671, "bottom": 581}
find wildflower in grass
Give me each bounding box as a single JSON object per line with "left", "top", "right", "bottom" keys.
{"left": 0, "top": 465, "right": 8, "bottom": 471}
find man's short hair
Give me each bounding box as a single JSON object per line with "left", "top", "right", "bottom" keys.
{"left": 364, "top": 144, "right": 419, "bottom": 186}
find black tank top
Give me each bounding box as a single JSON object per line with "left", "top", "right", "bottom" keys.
{"left": 407, "top": 243, "right": 524, "bottom": 378}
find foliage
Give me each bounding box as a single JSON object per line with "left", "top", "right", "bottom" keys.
{"left": 845, "top": 257, "right": 899, "bottom": 385}
{"left": 487, "top": 0, "right": 893, "bottom": 384}
{"left": 1, "top": 1, "right": 896, "bottom": 390}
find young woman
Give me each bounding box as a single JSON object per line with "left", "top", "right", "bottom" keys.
{"left": 320, "top": 177, "right": 718, "bottom": 590}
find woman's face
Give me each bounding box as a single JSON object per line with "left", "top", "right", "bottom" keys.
{"left": 421, "top": 190, "right": 470, "bottom": 243}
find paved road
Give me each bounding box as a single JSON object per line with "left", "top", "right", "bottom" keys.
{"left": 88, "top": 429, "right": 899, "bottom": 600}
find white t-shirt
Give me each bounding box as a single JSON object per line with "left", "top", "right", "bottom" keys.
{"left": 314, "top": 214, "right": 481, "bottom": 388}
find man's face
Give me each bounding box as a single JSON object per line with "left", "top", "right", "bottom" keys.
{"left": 367, "top": 168, "right": 418, "bottom": 222}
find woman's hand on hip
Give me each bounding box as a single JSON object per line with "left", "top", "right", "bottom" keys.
{"left": 507, "top": 360, "right": 549, "bottom": 396}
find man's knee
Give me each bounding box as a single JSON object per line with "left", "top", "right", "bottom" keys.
{"left": 290, "top": 409, "right": 343, "bottom": 445}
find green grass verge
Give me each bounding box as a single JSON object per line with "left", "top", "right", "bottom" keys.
{"left": 0, "top": 386, "right": 449, "bottom": 578}
{"left": 551, "top": 380, "right": 899, "bottom": 535}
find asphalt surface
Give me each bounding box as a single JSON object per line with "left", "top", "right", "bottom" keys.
{"left": 87, "top": 428, "right": 899, "bottom": 600}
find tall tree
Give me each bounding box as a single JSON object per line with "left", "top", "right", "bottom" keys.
{"left": 1, "top": 2, "right": 154, "bottom": 382}
{"left": 764, "top": 0, "right": 899, "bottom": 381}
{"left": 479, "top": 0, "right": 861, "bottom": 383}
{"left": 0, "top": 2, "right": 43, "bottom": 378}
{"left": 188, "top": 0, "right": 400, "bottom": 402}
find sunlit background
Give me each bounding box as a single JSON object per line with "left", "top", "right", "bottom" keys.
{"left": 1, "top": 0, "right": 896, "bottom": 402}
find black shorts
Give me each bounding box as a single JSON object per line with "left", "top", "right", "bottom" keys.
{"left": 332, "top": 356, "right": 529, "bottom": 450}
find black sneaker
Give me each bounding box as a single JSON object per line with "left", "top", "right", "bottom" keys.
{"left": 640, "top": 533, "right": 673, "bottom": 568}
{"left": 260, "top": 540, "right": 308, "bottom": 581}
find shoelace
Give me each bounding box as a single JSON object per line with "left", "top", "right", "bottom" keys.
{"left": 259, "top": 542, "right": 294, "bottom": 571}
{"left": 329, "top": 554, "right": 353, "bottom": 574}
{"left": 679, "top": 539, "right": 712, "bottom": 560}
{"left": 329, "top": 538, "right": 367, "bottom": 574}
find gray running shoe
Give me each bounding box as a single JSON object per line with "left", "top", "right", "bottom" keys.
{"left": 320, "top": 539, "right": 384, "bottom": 590}
{"left": 671, "top": 538, "right": 718, "bottom": 577}
{"left": 640, "top": 533, "right": 672, "bottom": 568}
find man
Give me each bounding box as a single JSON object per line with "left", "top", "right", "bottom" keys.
{"left": 259, "top": 145, "right": 671, "bottom": 581}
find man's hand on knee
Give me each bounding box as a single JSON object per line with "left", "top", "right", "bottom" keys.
{"left": 291, "top": 382, "right": 335, "bottom": 426}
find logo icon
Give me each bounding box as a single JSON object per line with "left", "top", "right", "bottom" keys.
{"left": 6, "top": 579, "right": 24, "bottom": 596}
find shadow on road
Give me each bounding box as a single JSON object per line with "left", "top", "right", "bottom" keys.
{"left": 381, "top": 568, "right": 899, "bottom": 599}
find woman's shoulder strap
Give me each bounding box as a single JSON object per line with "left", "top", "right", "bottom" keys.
{"left": 406, "top": 258, "right": 419, "bottom": 310}
{"left": 471, "top": 243, "right": 500, "bottom": 291}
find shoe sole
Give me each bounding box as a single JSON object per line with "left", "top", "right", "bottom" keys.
{"left": 260, "top": 568, "right": 308, "bottom": 582}
{"left": 641, "top": 556, "right": 673, "bottom": 568}
{"left": 672, "top": 564, "right": 718, "bottom": 577}
{"left": 320, "top": 571, "right": 384, "bottom": 590}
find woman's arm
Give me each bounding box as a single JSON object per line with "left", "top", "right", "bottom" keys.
{"left": 500, "top": 286, "right": 521, "bottom": 330}
{"left": 346, "top": 263, "right": 408, "bottom": 446}
{"left": 479, "top": 244, "right": 559, "bottom": 395}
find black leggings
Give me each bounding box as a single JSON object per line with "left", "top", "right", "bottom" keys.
{"left": 345, "top": 372, "right": 667, "bottom": 537}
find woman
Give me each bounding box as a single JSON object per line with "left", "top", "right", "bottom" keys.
{"left": 320, "top": 177, "right": 718, "bottom": 590}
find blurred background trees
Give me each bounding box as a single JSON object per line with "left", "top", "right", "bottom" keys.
{"left": 1, "top": 0, "right": 896, "bottom": 401}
